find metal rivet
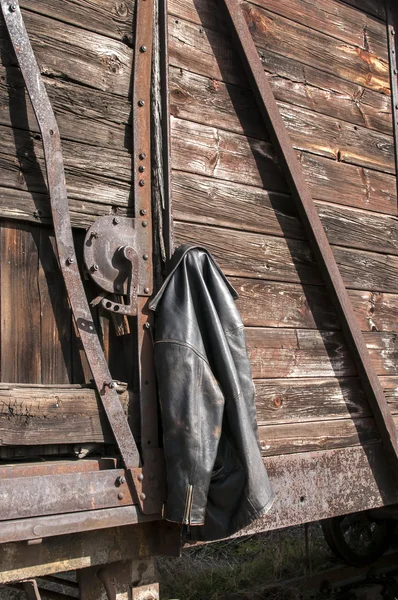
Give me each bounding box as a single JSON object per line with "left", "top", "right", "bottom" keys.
{"left": 139, "top": 152, "right": 146, "bottom": 160}
{"left": 92, "top": 264, "right": 99, "bottom": 271}
{"left": 392, "top": 29, "right": 396, "bottom": 36}
{"left": 138, "top": 473, "right": 144, "bottom": 482}
{"left": 144, "top": 288, "right": 150, "bottom": 294}
{"left": 142, "top": 220, "right": 148, "bottom": 227}
{"left": 9, "top": 4, "right": 16, "bottom": 12}
{"left": 109, "top": 382, "right": 116, "bottom": 389}
{"left": 140, "top": 45, "right": 147, "bottom": 52}
{"left": 66, "top": 256, "right": 74, "bottom": 265}
{"left": 118, "top": 492, "right": 124, "bottom": 500}
{"left": 55, "top": 403, "right": 59, "bottom": 408}
{"left": 113, "top": 217, "right": 120, "bottom": 224}
{"left": 115, "top": 284, "right": 122, "bottom": 291}
{"left": 140, "top": 493, "right": 146, "bottom": 501}
{"left": 116, "top": 476, "right": 126, "bottom": 485}
{"left": 144, "top": 322, "right": 150, "bottom": 329}
{"left": 395, "top": 69, "right": 398, "bottom": 75}
{"left": 139, "top": 179, "right": 145, "bottom": 187}
{"left": 140, "top": 209, "right": 147, "bottom": 216}
{"left": 139, "top": 165, "right": 145, "bottom": 172}
{"left": 138, "top": 99, "right": 145, "bottom": 107}
{"left": 143, "top": 254, "right": 149, "bottom": 260}
{"left": 49, "top": 129, "right": 54, "bottom": 136}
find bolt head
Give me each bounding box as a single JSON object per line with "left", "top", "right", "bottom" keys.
{"left": 140, "top": 493, "right": 146, "bottom": 501}
{"left": 138, "top": 473, "right": 144, "bottom": 482}
{"left": 109, "top": 381, "right": 116, "bottom": 389}
{"left": 139, "top": 165, "right": 145, "bottom": 173}
{"left": 118, "top": 492, "right": 124, "bottom": 500}
{"left": 393, "top": 29, "right": 396, "bottom": 36}
{"left": 113, "top": 217, "right": 120, "bottom": 225}
{"left": 144, "top": 321, "right": 150, "bottom": 329}
{"left": 140, "top": 45, "right": 147, "bottom": 52}
{"left": 138, "top": 99, "right": 145, "bottom": 107}
{"left": 144, "top": 288, "right": 150, "bottom": 294}
{"left": 66, "top": 256, "right": 74, "bottom": 265}
{"left": 9, "top": 4, "right": 16, "bottom": 12}
{"left": 142, "top": 220, "right": 148, "bottom": 227}
{"left": 139, "top": 179, "right": 145, "bottom": 187}
{"left": 139, "top": 153, "right": 146, "bottom": 160}
{"left": 140, "top": 209, "right": 147, "bottom": 216}
{"left": 143, "top": 254, "right": 149, "bottom": 260}
{"left": 92, "top": 263, "right": 99, "bottom": 271}
{"left": 115, "top": 283, "right": 122, "bottom": 291}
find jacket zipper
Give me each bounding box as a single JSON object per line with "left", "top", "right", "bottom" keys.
{"left": 183, "top": 484, "right": 193, "bottom": 525}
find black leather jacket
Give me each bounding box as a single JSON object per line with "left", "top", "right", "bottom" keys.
{"left": 149, "top": 245, "right": 274, "bottom": 541}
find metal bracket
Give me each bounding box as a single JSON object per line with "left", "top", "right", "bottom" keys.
{"left": 386, "top": 1, "right": 398, "bottom": 192}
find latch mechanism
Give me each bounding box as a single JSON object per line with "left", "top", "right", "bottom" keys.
{"left": 84, "top": 216, "right": 152, "bottom": 316}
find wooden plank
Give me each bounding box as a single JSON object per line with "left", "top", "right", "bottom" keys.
{"left": 245, "top": 443, "right": 398, "bottom": 535}
{"left": 169, "top": 0, "right": 387, "bottom": 59}
{"left": 254, "top": 376, "right": 398, "bottom": 424}
{"left": 0, "top": 125, "right": 132, "bottom": 188}
{"left": 20, "top": 0, "right": 134, "bottom": 42}
{"left": 170, "top": 65, "right": 392, "bottom": 140}
{"left": 0, "top": 521, "right": 180, "bottom": 584}
{"left": 0, "top": 221, "right": 41, "bottom": 383}
{"left": 1, "top": 9, "right": 133, "bottom": 96}
{"left": 172, "top": 171, "right": 398, "bottom": 255}
{"left": 171, "top": 118, "right": 397, "bottom": 214}
{"left": 0, "top": 386, "right": 130, "bottom": 445}
{"left": 174, "top": 221, "right": 398, "bottom": 293}
{"left": 258, "top": 416, "right": 379, "bottom": 456}
{"left": 38, "top": 230, "right": 72, "bottom": 384}
{"left": 231, "top": 277, "right": 398, "bottom": 332}
{"left": 170, "top": 76, "right": 394, "bottom": 175}
{"left": 0, "top": 187, "right": 129, "bottom": 230}
{"left": 245, "top": 328, "right": 398, "bottom": 378}
{"left": 1, "top": 65, "right": 131, "bottom": 150}
{"left": 169, "top": 13, "right": 390, "bottom": 95}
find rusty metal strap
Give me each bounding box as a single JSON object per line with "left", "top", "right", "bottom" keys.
{"left": 0, "top": 2, "right": 140, "bottom": 475}
{"left": 220, "top": 0, "right": 398, "bottom": 471}
{"left": 386, "top": 1, "right": 398, "bottom": 189}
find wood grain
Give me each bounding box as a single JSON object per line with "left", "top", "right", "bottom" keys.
{"left": 169, "top": 0, "right": 387, "bottom": 59}
{"left": 169, "top": 12, "right": 390, "bottom": 95}
{"left": 1, "top": 9, "right": 132, "bottom": 96}
{"left": 171, "top": 118, "right": 397, "bottom": 214}
{"left": 231, "top": 276, "right": 398, "bottom": 332}
{"left": 245, "top": 328, "right": 398, "bottom": 379}
{"left": 172, "top": 171, "right": 398, "bottom": 255}
{"left": 0, "top": 222, "right": 41, "bottom": 383}
{"left": 174, "top": 221, "right": 398, "bottom": 293}
{"left": 0, "top": 386, "right": 130, "bottom": 445}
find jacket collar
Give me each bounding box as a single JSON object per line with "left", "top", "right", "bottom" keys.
{"left": 148, "top": 244, "right": 238, "bottom": 311}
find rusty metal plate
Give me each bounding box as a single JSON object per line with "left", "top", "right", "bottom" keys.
{"left": 0, "top": 469, "right": 135, "bottom": 521}
{"left": 84, "top": 217, "right": 152, "bottom": 296}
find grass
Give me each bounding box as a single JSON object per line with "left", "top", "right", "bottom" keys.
{"left": 157, "top": 523, "right": 340, "bottom": 600}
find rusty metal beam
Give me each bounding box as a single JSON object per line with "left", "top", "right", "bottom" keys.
{"left": 220, "top": 0, "right": 398, "bottom": 474}
{"left": 0, "top": 0, "right": 141, "bottom": 493}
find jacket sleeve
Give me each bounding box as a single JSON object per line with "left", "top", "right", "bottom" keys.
{"left": 154, "top": 339, "right": 225, "bottom": 525}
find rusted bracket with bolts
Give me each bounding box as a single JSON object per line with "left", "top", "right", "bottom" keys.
{"left": 0, "top": 0, "right": 148, "bottom": 504}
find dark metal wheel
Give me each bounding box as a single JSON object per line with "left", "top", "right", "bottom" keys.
{"left": 321, "top": 511, "right": 395, "bottom": 567}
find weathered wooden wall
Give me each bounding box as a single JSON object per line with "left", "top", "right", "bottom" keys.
{"left": 167, "top": 0, "right": 398, "bottom": 468}
{"left": 0, "top": 0, "right": 397, "bottom": 528}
